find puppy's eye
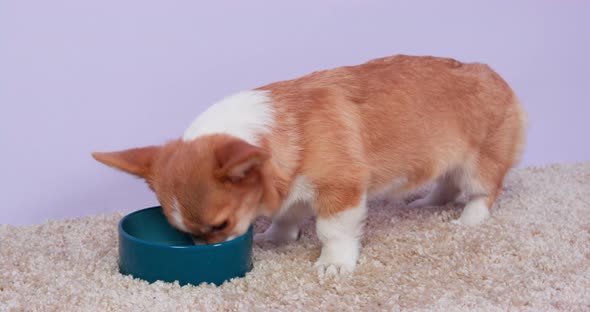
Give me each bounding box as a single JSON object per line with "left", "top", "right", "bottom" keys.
{"left": 211, "top": 220, "right": 228, "bottom": 232}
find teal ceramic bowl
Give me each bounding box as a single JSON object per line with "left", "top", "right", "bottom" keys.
{"left": 118, "top": 206, "right": 253, "bottom": 286}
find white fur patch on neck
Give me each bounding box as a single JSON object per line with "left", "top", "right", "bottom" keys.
{"left": 182, "top": 90, "right": 275, "bottom": 146}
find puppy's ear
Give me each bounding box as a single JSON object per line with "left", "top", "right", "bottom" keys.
{"left": 214, "top": 140, "right": 270, "bottom": 184}
{"left": 92, "top": 146, "right": 160, "bottom": 179}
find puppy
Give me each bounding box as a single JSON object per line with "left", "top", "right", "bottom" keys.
{"left": 93, "top": 55, "right": 526, "bottom": 274}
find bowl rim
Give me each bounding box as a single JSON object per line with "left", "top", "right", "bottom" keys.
{"left": 118, "top": 206, "right": 252, "bottom": 250}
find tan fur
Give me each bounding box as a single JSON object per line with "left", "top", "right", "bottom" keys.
{"left": 93, "top": 55, "right": 526, "bottom": 243}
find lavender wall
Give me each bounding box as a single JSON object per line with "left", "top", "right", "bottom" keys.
{"left": 1, "top": 1, "right": 588, "bottom": 224}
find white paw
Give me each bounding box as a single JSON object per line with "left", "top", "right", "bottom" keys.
{"left": 452, "top": 197, "right": 490, "bottom": 225}
{"left": 314, "top": 256, "right": 356, "bottom": 278}
{"left": 313, "top": 241, "right": 358, "bottom": 278}
{"left": 254, "top": 226, "right": 300, "bottom": 246}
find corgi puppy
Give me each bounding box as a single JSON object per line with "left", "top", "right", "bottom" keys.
{"left": 93, "top": 55, "right": 526, "bottom": 274}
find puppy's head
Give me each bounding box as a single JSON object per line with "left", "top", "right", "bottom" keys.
{"left": 93, "top": 135, "right": 270, "bottom": 244}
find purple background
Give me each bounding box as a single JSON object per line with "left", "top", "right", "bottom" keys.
{"left": 1, "top": 1, "right": 588, "bottom": 224}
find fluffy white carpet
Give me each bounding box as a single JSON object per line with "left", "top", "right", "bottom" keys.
{"left": 1, "top": 163, "right": 589, "bottom": 311}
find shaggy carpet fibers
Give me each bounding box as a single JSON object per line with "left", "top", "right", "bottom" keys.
{"left": 1, "top": 163, "right": 590, "bottom": 311}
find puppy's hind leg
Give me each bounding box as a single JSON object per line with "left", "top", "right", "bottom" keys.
{"left": 452, "top": 156, "right": 505, "bottom": 226}
{"left": 454, "top": 96, "right": 526, "bottom": 225}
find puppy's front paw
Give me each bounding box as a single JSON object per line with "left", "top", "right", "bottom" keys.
{"left": 254, "top": 225, "right": 301, "bottom": 246}
{"left": 313, "top": 241, "right": 358, "bottom": 278}
{"left": 314, "top": 256, "right": 355, "bottom": 278}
